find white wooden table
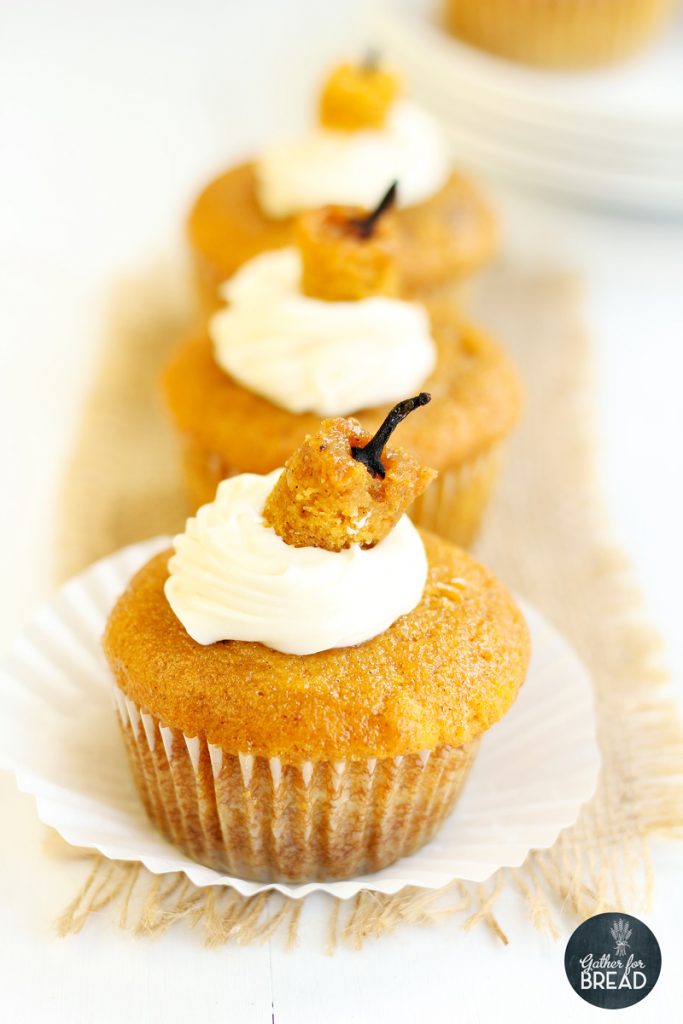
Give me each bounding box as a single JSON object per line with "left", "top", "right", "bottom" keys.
{"left": 1, "top": 2, "right": 682, "bottom": 1020}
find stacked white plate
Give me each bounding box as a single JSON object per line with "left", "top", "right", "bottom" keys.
{"left": 367, "top": 0, "right": 683, "bottom": 214}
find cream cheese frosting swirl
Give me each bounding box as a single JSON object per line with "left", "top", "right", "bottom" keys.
{"left": 164, "top": 470, "right": 428, "bottom": 655}
{"left": 210, "top": 247, "right": 436, "bottom": 417}
{"left": 255, "top": 99, "right": 450, "bottom": 218}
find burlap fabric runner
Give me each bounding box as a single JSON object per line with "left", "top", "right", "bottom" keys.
{"left": 52, "top": 263, "right": 683, "bottom": 948}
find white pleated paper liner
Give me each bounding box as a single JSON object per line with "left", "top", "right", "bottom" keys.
{"left": 0, "top": 537, "right": 600, "bottom": 900}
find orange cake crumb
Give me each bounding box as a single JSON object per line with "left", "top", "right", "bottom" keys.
{"left": 318, "top": 61, "right": 400, "bottom": 131}
{"left": 296, "top": 186, "right": 399, "bottom": 301}
{"left": 263, "top": 400, "right": 436, "bottom": 552}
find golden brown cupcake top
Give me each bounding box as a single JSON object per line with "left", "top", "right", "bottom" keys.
{"left": 104, "top": 533, "right": 529, "bottom": 761}
{"left": 318, "top": 60, "right": 401, "bottom": 132}
{"left": 263, "top": 397, "right": 436, "bottom": 551}
{"left": 295, "top": 183, "right": 399, "bottom": 301}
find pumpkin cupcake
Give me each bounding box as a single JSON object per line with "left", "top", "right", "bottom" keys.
{"left": 443, "top": 0, "right": 676, "bottom": 68}
{"left": 104, "top": 404, "right": 530, "bottom": 882}
{"left": 166, "top": 190, "right": 520, "bottom": 548}
{"left": 188, "top": 58, "right": 496, "bottom": 312}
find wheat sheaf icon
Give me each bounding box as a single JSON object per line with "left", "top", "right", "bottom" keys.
{"left": 611, "top": 918, "right": 633, "bottom": 956}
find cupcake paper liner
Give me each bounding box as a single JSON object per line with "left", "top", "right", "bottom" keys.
{"left": 0, "top": 537, "right": 600, "bottom": 899}
{"left": 410, "top": 443, "right": 502, "bottom": 547}
{"left": 181, "top": 437, "right": 502, "bottom": 548}
{"left": 114, "top": 685, "right": 479, "bottom": 882}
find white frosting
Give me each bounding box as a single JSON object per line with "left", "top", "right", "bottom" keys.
{"left": 255, "top": 99, "right": 449, "bottom": 219}
{"left": 164, "top": 470, "right": 428, "bottom": 655}
{"left": 211, "top": 248, "right": 436, "bottom": 417}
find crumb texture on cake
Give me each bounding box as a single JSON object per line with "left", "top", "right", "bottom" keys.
{"left": 296, "top": 202, "right": 398, "bottom": 301}
{"left": 318, "top": 62, "right": 401, "bottom": 131}
{"left": 103, "top": 532, "right": 530, "bottom": 762}
{"left": 163, "top": 305, "right": 521, "bottom": 476}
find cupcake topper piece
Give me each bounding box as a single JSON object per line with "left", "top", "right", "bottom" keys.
{"left": 319, "top": 61, "right": 401, "bottom": 132}
{"left": 296, "top": 187, "right": 399, "bottom": 302}
{"left": 350, "top": 181, "right": 398, "bottom": 239}
{"left": 351, "top": 392, "right": 431, "bottom": 479}
{"left": 263, "top": 406, "right": 437, "bottom": 552}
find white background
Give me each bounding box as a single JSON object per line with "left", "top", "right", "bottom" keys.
{"left": 1, "top": 1, "right": 682, "bottom": 1021}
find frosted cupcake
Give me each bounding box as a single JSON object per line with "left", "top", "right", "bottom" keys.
{"left": 166, "top": 190, "right": 520, "bottom": 548}
{"left": 188, "top": 59, "right": 496, "bottom": 312}
{"left": 104, "top": 404, "right": 530, "bottom": 882}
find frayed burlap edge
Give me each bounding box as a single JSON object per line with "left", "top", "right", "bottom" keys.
{"left": 47, "top": 832, "right": 510, "bottom": 950}
{"left": 51, "top": 263, "right": 683, "bottom": 949}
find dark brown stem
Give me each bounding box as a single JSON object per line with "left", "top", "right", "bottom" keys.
{"left": 361, "top": 48, "right": 381, "bottom": 73}
{"left": 350, "top": 181, "right": 398, "bottom": 239}
{"left": 351, "top": 393, "right": 431, "bottom": 479}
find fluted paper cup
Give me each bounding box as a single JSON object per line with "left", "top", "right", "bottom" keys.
{"left": 113, "top": 684, "right": 479, "bottom": 883}
{"left": 411, "top": 444, "right": 502, "bottom": 548}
